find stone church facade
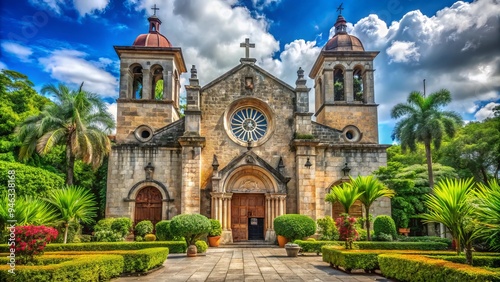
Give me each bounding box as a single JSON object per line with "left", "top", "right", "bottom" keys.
{"left": 106, "top": 12, "right": 390, "bottom": 243}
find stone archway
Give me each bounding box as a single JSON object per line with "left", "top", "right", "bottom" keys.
{"left": 134, "top": 186, "right": 163, "bottom": 226}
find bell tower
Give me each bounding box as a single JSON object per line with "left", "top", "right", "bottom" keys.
{"left": 309, "top": 11, "right": 380, "bottom": 143}
{"left": 114, "top": 9, "right": 187, "bottom": 143}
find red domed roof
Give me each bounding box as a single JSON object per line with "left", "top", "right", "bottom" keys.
{"left": 324, "top": 34, "right": 364, "bottom": 51}
{"left": 133, "top": 33, "right": 172, "bottom": 48}
{"left": 132, "top": 15, "right": 172, "bottom": 48}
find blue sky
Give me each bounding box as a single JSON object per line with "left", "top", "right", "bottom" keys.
{"left": 1, "top": 0, "right": 499, "bottom": 144}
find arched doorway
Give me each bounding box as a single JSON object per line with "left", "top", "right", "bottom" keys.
{"left": 135, "top": 186, "right": 162, "bottom": 226}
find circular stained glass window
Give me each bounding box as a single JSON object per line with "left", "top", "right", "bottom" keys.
{"left": 230, "top": 107, "right": 268, "bottom": 142}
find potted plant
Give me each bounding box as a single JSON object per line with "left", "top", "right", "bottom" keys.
{"left": 397, "top": 215, "right": 411, "bottom": 236}
{"left": 170, "top": 214, "right": 211, "bottom": 257}
{"left": 208, "top": 219, "right": 222, "bottom": 247}
{"left": 274, "top": 214, "right": 316, "bottom": 256}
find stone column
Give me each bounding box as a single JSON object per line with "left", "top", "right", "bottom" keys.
{"left": 119, "top": 67, "right": 131, "bottom": 98}
{"left": 179, "top": 137, "right": 205, "bottom": 214}
{"left": 365, "top": 69, "right": 375, "bottom": 104}
{"left": 163, "top": 70, "right": 173, "bottom": 102}
{"left": 345, "top": 69, "right": 354, "bottom": 102}
{"left": 293, "top": 140, "right": 319, "bottom": 220}
{"left": 323, "top": 69, "right": 334, "bottom": 103}
{"left": 141, "top": 69, "right": 152, "bottom": 100}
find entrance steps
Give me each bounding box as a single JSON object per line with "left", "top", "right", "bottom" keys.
{"left": 220, "top": 240, "right": 278, "bottom": 248}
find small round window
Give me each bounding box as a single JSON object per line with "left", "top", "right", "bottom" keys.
{"left": 342, "top": 125, "right": 361, "bottom": 143}
{"left": 134, "top": 125, "right": 154, "bottom": 142}
{"left": 230, "top": 107, "right": 268, "bottom": 142}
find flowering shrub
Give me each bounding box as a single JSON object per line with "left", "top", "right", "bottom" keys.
{"left": 15, "top": 225, "right": 58, "bottom": 264}
{"left": 335, "top": 213, "right": 358, "bottom": 249}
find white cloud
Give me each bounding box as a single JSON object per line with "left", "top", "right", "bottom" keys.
{"left": 29, "top": 0, "right": 110, "bottom": 17}
{"left": 0, "top": 61, "right": 8, "bottom": 70}
{"left": 1, "top": 42, "right": 33, "bottom": 62}
{"left": 251, "top": 0, "right": 281, "bottom": 10}
{"left": 475, "top": 102, "right": 499, "bottom": 121}
{"left": 39, "top": 49, "right": 118, "bottom": 97}
{"left": 386, "top": 41, "right": 420, "bottom": 63}
{"left": 106, "top": 102, "right": 118, "bottom": 133}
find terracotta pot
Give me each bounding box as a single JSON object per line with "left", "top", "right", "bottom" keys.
{"left": 277, "top": 235, "right": 289, "bottom": 248}
{"left": 187, "top": 244, "right": 197, "bottom": 257}
{"left": 208, "top": 236, "right": 221, "bottom": 247}
{"left": 398, "top": 228, "right": 410, "bottom": 236}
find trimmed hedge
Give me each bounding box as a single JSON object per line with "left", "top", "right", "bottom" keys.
{"left": 0, "top": 254, "right": 123, "bottom": 282}
{"left": 431, "top": 255, "right": 500, "bottom": 268}
{"left": 0, "top": 241, "right": 186, "bottom": 253}
{"left": 294, "top": 240, "right": 339, "bottom": 254}
{"left": 47, "top": 247, "right": 169, "bottom": 273}
{"left": 354, "top": 241, "right": 448, "bottom": 250}
{"left": 379, "top": 254, "right": 500, "bottom": 282}
{"left": 399, "top": 236, "right": 453, "bottom": 248}
{"left": 321, "top": 247, "right": 379, "bottom": 273}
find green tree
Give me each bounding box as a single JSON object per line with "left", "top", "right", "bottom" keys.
{"left": 45, "top": 185, "right": 97, "bottom": 243}
{"left": 421, "top": 178, "right": 479, "bottom": 264}
{"left": 0, "top": 195, "right": 56, "bottom": 231}
{"left": 17, "top": 83, "right": 115, "bottom": 185}
{"left": 475, "top": 179, "right": 500, "bottom": 251}
{"left": 325, "top": 182, "right": 363, "bottom": 213}
{"left": 391, "top": 90, "right": 462, "bottom": 189}
{"left": 350, "top": 175, "right": 395, "bottom": 241}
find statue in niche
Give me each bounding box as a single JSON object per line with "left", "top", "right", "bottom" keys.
{"left": 245, "top": 77, "right": 253, "bottom": 90}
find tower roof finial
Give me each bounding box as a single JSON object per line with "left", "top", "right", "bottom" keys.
{"left": 151, "top": 4, "right": 159, "bottom": 16}
{"left": 336, "top": 3, "right": 344, "bottom": 15}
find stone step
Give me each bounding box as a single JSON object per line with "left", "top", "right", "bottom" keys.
{"left": 219, "top": 240, "right": 279, "bottom": 248}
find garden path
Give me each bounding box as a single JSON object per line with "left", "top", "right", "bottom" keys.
{"left": 114, "top": 247, "right": 392, "bottom": 282}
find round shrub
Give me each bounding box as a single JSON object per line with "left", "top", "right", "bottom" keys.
{"left": 135, "top": 235, "right": 143, "bottom": 242}
{"left": 111, "top": 217, "right": 133, "bottom": 237}
{"left": 374, "top": 233, "right": 393, "bottom": 241}
{"left": 316, "top": 216, "right": 339, "bottom": 241}
{"left": 195, "top": 240, "right": 208, "bottom": 253}
{"left": 155, "top": 220, "right": 171, "bottom": 241}
{"left": 274, "top": 214, "right": 316, "bottom": 242}
{"left": 144, "top": 234, "right": 157, "bottom": 241}
{"left": 373, "top": 215, "right": 397, "bottom": 239}
{"left": 170, "top": 214, "right": 211, "bottom": 246}
{"left": 135, "top": 220, "right": 154, "bottom": 237}
{"left": 94, "top": 218, "right": 114, "bottom": 233}
{"left": 208, "top": 219, "right": 222, "bottom": 237}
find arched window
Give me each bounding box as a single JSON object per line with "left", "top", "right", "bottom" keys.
{"left": 174, "top": 70, "right": 179, "bottom": 107}
{"left": 334, "top": 68, "right": 344, "bottom": 101}
{"left": 132, "top": 65, "right": 143, "bottom": 99}
{"left": 152, "top": 66, "right": 164, "bottom": 100}
{"left": 353, "top": 67, "right": 364, "bottom": 102}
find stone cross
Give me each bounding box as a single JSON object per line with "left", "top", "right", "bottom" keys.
{"left": 151, "top": 4, "right": 159, "bottom": 16}
{"left": 336, "top": 3, "right": 344, "bottom": 14}
{"left": 240, "top": 38, "right": 255, "bottom": 59}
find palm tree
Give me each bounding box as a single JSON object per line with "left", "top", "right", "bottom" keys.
{"left": 351, "top": 175, "right": 395, "bottom": 241}
{"left": 45, "top": 185, "right": 97, "bottom": 243}
{"left": 475, "top": 179, "right": 500, "bottom": 251}
{"left": 421, "top": 178, "right": 479, "bottom": 265}
{"left": 17, "top": 83, "right": 115, "bottom": 185}
{"left": 0, "top": 195, "right": 57, "bottom": 229}
{"left": 391, "top": 90, "right": 462, "bottom": 190}
{"left": 325, "top": 182, "right": 364, "bottom": 213}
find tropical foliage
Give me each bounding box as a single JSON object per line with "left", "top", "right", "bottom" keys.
{"left": 17, "top": 83, "right": 115, "bottom": 185}
{"left": 335, "top": 214, "right": 358, "bottom": 249}
{"left": 391, "top": 89, "right": 462, "bottom": 189}
{"left": 325, "top": 182, "right": 363, "bottom": 213}
{"left": 475, "top": 179, "right": 500, "bottom": 250}
{"left": 45, "top": 185, "right": 97, "bottom": 243}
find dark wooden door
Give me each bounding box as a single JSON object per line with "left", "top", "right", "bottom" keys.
{"left": 231, "top": 193, "right": 265, "bottom": 241}
{"left": 135, "top": 186, "right": 162, "bottom": 226}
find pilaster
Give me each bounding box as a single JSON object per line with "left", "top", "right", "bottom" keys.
{"left": 178, "top": 136, "right": 205, "bottom": 214}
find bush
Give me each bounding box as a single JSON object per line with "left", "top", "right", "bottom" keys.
{"left": 135, "top": 220, "right": 154, "bottom": 237}
{"left": 14, "top": 225, "right": 58, "bottom": 264}
{"left": 135, "top": 235, "right": 143, "bottom": 242}
{"left": 354, "top": 241, "right": 448, "bottom": 250}
{"left": 321, "top": 247, "right": 379, "bottom": 273}
{"left": 373, "top": 215, "right": 397, "bottom": 240}
{"left": 399, "top": 236, "right": 453, "bottom": 248}
{"left": 274, "top": 214, "right": 316, "bottom": 242}
{"left": 294, "top": 240, "right": 339, "bottom": 254}
{"left": 379, "top": 254, "right": 500, "bottom": 282}
{"left": 111, "top": 217, "right": 133, "bottom": 237}
{"left": 195, "top": 240, "right": 208, "bottom": 253}
{"left": 54, "top": 222, "right": 79, "bottom": 244}
{"left": 156, "top": 220, "right": 171, "bottom": 241}
{"left": 95, "top": 230, "right": 124, "bottom": 242}
{"left": 335, "top": 214, "right": 358, "bottom": 249}
{"left": 431, "top": 255, "right": 500, "bottom": 268}
{"left": 0, "top": 241, "right": 187, "bottom": 254}
{"left": 0, "top": 254, "right": 124, "bottom": 281}
{"left": 170, "top": 214, "right": 211, "bottom": 246}
{"left": 94, "top": 218, "right": 114, "bottom": 233}
{"left": 144, "top": 234, "right": 156, "bottom": 241}
{"left": 209, "top": 219, "right": 222, "bottom": 237}
{"left": 317, "top": 216, "right": 339, "bottom": 241}
{"left": 374, "top": 233, "right": 393, "bottom": 242}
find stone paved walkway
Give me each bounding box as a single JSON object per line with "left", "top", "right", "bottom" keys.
{"left": 115, "top": 248, "right": 392, "bottom": 282}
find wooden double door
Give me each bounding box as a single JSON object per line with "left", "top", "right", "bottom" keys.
{"left": 231, "top": 193, "right": 265, "bottom": 241}
{"left": 135, "top": 186, "right": 162, "bottom": 226}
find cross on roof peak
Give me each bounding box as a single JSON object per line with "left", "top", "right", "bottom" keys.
{"left": 337, "top": 3, "right": 344, "bottom": 15}
{"left": 240, "top": 38, "right": 255, "bottom": 59}
{"left": 151, "top": 4, "right": 159, "bottom": 16}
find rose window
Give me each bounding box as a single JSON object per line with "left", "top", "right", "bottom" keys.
{"left": 230, "top": 107, "right": 268, "bottom": 142}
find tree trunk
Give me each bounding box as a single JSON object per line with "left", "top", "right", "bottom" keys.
{"left": 480, "top": 167, "right": 488, "bottom": 184}
{"left": 424, "top": 142, "right": 434, "bottom": 189}
{"left": 365, "top": 206, "right": 371, "bottom": 241}
{"left": 465, "top": 241, "right": 473, "bottom": 265}
{"left": 66, "top": 139, "right": 75, "bottom": 185}
{"left": 63, "top": 223, "right": 69, "bottom": 244}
